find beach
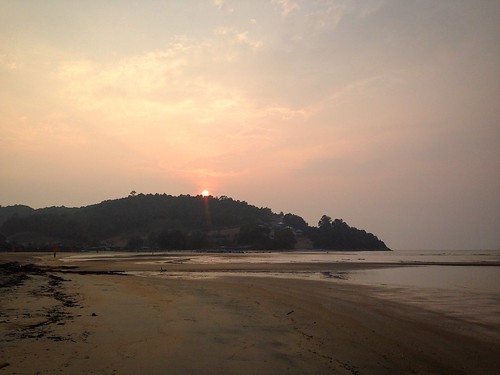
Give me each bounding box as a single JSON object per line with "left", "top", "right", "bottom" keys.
{"left": 1, "top": 252, "right": 499, "bottom": 374}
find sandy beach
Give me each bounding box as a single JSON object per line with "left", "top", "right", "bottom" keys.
{"left": 1, "top": 252, "right": 499, "bottom": 374}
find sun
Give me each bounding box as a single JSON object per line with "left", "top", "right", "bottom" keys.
{"left": 201, "top": 190, "right": 210, "bottom": 197}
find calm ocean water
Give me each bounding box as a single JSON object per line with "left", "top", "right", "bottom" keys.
{"left": 345, "top": 263, "right": 499, "bottom": 327}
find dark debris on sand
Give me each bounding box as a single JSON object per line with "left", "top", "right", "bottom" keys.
{"left": 0, "top": 262, "right": 44, "bottom": 288}
{"left": 1, "top": 261, "right": 124, "bottom": 343}
{"left": 0, "top": 262, "right": 80, "bottom": 342}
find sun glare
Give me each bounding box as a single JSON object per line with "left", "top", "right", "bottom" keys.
{"left": 201, "top": 190, "right": 210, "bottom": 197}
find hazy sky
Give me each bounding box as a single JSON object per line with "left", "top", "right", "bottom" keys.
{"left": 1, "top": 0, "right": 499, "bottom": 250}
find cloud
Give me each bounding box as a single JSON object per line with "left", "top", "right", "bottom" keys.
{"left": 272, "top": 0, "right": 299, "bottom": 16}
{"left": 214, "top": 27, "right": 263, "bottom": 50}
{"left": 48, "top": 29, "right": 314, "bottom": 186}
{"left": 306, "top": 3, "right": 346, "bottom": 32}
{"left": 56, "top": 56, "right": 181, "bottom": 121}
{"left": 213, "top": 0, "right": 225, "bottom": 9}
{"left": 52, "top": 26, "right": 307, "bottom": 128}
{"left": 212, "top": 0, "right": 234, "bottom": 13}
{"left": 0, "top": 53, "right": 18, "bottom": 70}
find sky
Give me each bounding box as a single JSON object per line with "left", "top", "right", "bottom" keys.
{"left": 1, "top": 0, "right": 499, "bottom": 250}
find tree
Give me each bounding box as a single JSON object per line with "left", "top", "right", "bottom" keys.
{"left": 188, "top": 231, "right": 207, "bottom": 249}
{"left": 312, "top": 215, "right": 388, "bottom": 250}
{"left": 238, "top": 223, "right": 271, "bottom": 249}
{"left": 0, "top": 193, "right": 389, "bottom": 251}
{"left": 283, "top": 213, "right": 309, "bottom": 231}
{"left": 318, "top": 215, "right": 332, "bottom": 229}
{"left": 127, "top": 236, "right": 144, "bottom": 250}
{"left": 273, "top": 227, "right": 296, "bottom": 250}
{"left": 0, "top": 233, "right": 10, "bottom": 252}
{"left": 158, "top": 229, "right": 188, "bottom": 250}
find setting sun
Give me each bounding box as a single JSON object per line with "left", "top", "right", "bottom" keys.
{"left": 201, "top": 190, "right": 210, "bottom": 197}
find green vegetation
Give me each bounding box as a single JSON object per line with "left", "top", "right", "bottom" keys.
{"left": 311, "top": 215, "right": 388, "bottom": 250}
{"left": 0, "top": 194, "right": 389, "bottom": 251}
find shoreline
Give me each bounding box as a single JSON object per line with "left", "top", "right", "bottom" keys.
{"left": 1, "top": 253, "right": 499, "bottom": 374}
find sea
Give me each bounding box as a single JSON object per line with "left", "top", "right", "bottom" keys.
{"left": 337, "top": 250, "right": 500, "bottom": 328}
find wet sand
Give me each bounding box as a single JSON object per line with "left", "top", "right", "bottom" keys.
{"left": 1, "top": 252, "right": 499, "bottom": 374}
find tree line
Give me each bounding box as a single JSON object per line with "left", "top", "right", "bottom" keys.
{"left": 0, "top": 193, "right": 389, "bottom": 251}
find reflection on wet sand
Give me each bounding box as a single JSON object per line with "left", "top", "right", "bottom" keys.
{"left": 1, "top": 250, "right": 499, "bottom": 374}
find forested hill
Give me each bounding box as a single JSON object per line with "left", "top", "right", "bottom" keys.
{"left": 0, "top": 193, "right": 389, "bottom": 251}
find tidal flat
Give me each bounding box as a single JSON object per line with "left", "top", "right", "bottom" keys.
{"left": 1, "top": 251, "right": 499, "bottom": 374}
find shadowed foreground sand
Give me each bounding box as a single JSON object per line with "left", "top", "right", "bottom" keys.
{"left": 1, "top": 253, "right": 499, "bottom": 374}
